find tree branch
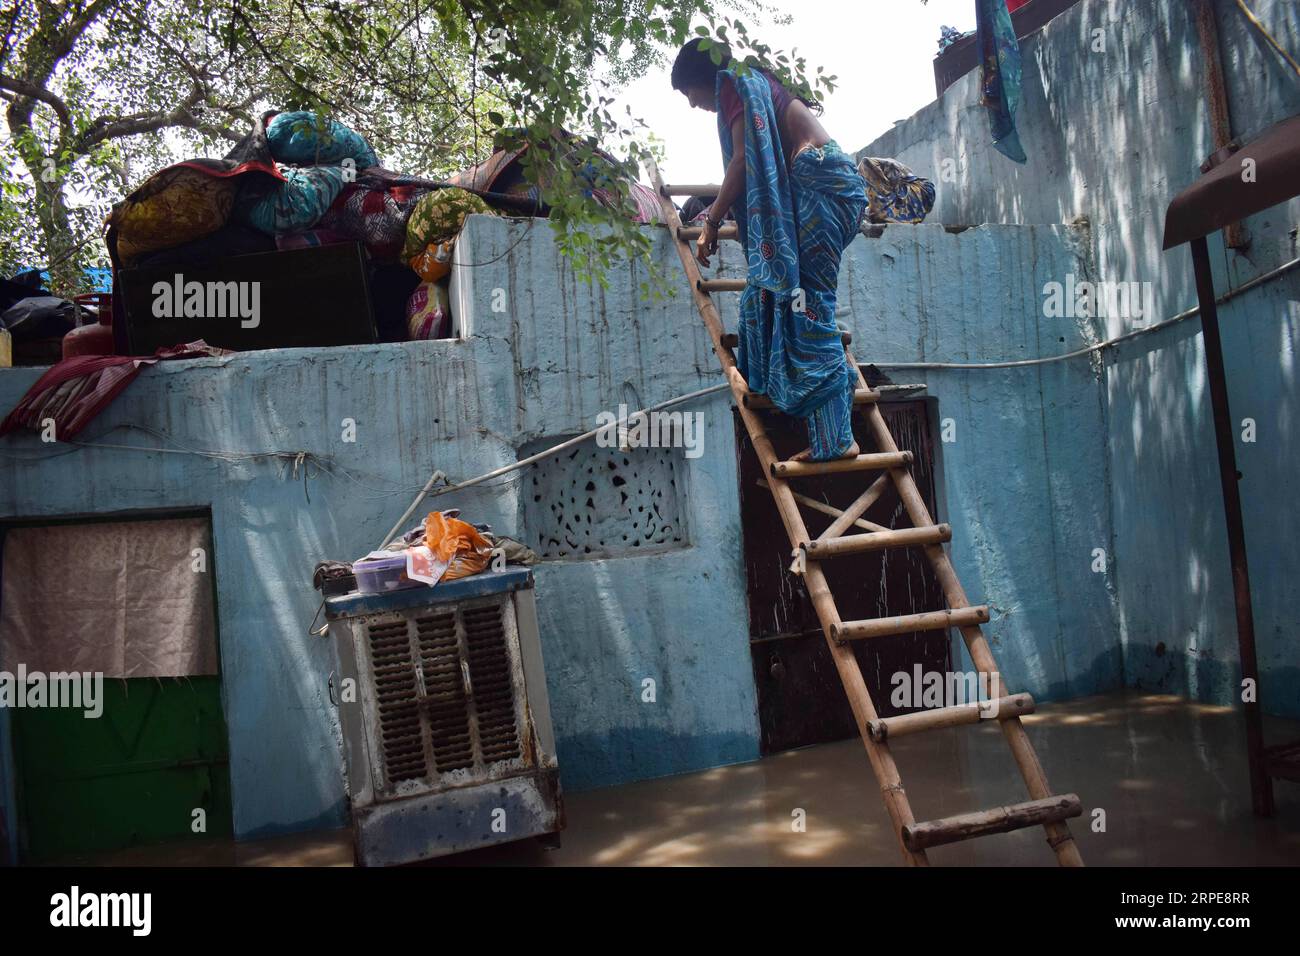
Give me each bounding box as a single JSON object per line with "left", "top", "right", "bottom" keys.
{"left": 0, "top": 73, "right": 72, "bottom": 128}
{"left": 73, "top": 83, "right": 206, "bottom": 150}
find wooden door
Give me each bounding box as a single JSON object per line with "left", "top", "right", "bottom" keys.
{"left": 735, "top": 399, "right": 952, "bottom": 753}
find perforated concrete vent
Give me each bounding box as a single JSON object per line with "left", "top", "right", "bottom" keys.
{"left": 520, "top": 438, "right": 689, "bottom": 559}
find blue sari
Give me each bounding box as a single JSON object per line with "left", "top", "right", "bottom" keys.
{"left": 718, "top": 68, "right": 868, "bottom": 459}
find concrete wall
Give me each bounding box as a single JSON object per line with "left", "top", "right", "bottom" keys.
{"left": 837, "top": 224, "right": 1121, "bottom": 699}
{"left": 0, "top": 217, "right": 759, "bottom": 847}
{"left": 0, "top": 216, "right": 1108, "bottom": 851}
{"left": 858, "top": 0, "right": 1300, "bottom": 714}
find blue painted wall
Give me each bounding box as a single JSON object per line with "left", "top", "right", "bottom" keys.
{"left": 832, "top": 225, "right": 1121, "bottom": 701}
{"left": 858, "top": 0, "right": 1300, "bottom": 715}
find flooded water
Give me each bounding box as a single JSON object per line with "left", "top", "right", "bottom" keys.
{"left": 66, "top": 692, "right": 1300, "bottom": 867}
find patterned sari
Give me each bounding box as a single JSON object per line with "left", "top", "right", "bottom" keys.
{"left": 718, "top": 68, "right": 868, "bottom": 460}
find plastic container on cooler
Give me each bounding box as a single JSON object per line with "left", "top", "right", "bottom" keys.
{"left": 353, "top": 553, "right": 425, "bottom": 594}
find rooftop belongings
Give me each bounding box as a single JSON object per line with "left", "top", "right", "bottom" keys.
{"left": 103, "top": 113, "right": 666, "bottom": 352}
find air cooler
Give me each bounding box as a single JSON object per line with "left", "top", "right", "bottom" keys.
{"left": 324, "top": 567, "right": 562, "bottom": 866}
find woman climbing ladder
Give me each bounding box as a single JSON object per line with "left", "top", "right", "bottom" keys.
{"left": 670, "top": 38, "right": 868, "bottom": 462}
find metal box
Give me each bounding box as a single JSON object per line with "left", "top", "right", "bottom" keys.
{"left": 324, "top": 568, "right": 562, "bottom": 865}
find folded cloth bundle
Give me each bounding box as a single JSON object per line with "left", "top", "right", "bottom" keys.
{"left": 232, "top": 164, "right": 351, "bottom": 235}
{"left": 266, "top": 111, "right": 379, "bottom": 170}
{"left": 109, "top": 166, "right": 242, "bottom": 264}
{"left": 405, "top": 281, "right": 451, "bottom": 340}
{"left": 403, "top": 187, "right": 494, "bottom": 281}
{"left": 857, "top": 156, "right": 936, "bottom": 225}
{"left": 403, "top": 188, "right": 494, "bottom": 257}
{"left": 319, "top": 178, "right": 428, "bottom": 260}
{"left": 0, "top": 341, "right": 230, "bottom": 439}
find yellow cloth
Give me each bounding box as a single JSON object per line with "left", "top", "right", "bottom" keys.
{"left": 402, "top": 188, "right": 492, "bottom": 260}
{"left": 110, "top": 167, "right": 238, "bottom": 264}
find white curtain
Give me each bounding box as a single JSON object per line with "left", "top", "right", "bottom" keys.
{"left": 0, "top": 517, "right": 219, "bottom": 677}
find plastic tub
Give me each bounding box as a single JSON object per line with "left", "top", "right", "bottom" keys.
{"left": 353, "top": 553, "right": 425, "bottom": 594}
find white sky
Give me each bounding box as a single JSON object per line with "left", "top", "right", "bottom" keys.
{"left": 613, "top": 0, "right": 977, "bottom": 184}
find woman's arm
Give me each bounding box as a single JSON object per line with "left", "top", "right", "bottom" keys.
{"left": 697, "top": 116, "right": 745, "bottom": 266}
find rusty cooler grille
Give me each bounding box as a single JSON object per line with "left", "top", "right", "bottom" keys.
{"left": 363, "top": 597, "right": 526, "bottom": 794}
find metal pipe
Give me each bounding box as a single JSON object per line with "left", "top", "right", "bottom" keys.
{"left": 375, "top": 382, "right": 730, "bottom": 549}
{"left": 875, "top": 253, "right": 1300, "bottom": 370}
{"left": 1190, "top": 235, "right": 1272, "bottom": 816}
{"left": 1194, "top": 0, "right": 1250, "bottom": 248}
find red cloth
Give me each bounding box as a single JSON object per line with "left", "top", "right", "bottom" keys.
{"left": 0, "top": 342, "right": 229, "bottom": 439}
{"left": 1006, "top": 0, "right": 1032, "bottom": 11}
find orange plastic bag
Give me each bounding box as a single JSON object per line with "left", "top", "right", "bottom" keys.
{"left": 423, "top": 511, "right": 492, "bottom": 581}
{"left": 408, "top": 240, "right": 453, "bottom": 282}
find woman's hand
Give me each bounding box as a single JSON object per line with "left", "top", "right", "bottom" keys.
{"left": 696, "top": 217, "right": 719, "bottom": 267}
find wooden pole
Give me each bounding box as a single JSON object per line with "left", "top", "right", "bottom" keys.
{"left": 744, "top": 387, "right": 875, "bottom": 409}
{"left": 835, "top": 605, "right": 990, "bottom": 642}
{"left": 771, "top": 450, "right": 912, "bottom": 478}
{"left": 819, "top": 474, "right": 892, "bottom": 539}
{"left": 757, "top": 480, "right": 890, "bottom": 534}
{"left": 660, "top": 182, "right": 723, "bottom": 196}
{"left": 806, "top": 524, "right": 952, "bottom": 560}
{"left": 1193, "top": 0, "right": 1249, "bottom": 249}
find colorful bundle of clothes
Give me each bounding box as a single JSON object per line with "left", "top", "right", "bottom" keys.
{"left": 403, "top": 187, "right": 493, "bottom": 282}
{"left": 110, "top": 166, "right": 248, "bottom": 264}
{"left": 104, "top": 113, "right": 672, "bottom": 347}
{"left": 405, "top": 281, "right": 451, "bottom": 340}
{"left": 318, "top": 176, "right": 429, "bottom": 261}
{"left": 265, "top": 111, "right": 379, "bottom": 169}
{"left": 448, "top": 128, "right": 663, "bottom": 224}
{"left": 233, "top": 164, "right": 351, "bottom": 235}
{"left": 857, "top": 157, "right": 937, "bottom": 225}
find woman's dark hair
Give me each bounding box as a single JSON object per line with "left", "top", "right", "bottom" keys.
{"left": 670, "top": 38, "right": 732, "bottom": 93}
{"left": 670, "top": 37, "right": 822, "bottom": 114}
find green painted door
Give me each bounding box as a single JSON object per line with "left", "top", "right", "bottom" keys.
{"left": 13, "top": 676, "right": 232, "bottom": 862}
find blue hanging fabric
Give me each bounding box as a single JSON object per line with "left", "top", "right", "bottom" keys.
{"left": 976, "top": 0, "right": 1027, "bottom": 163}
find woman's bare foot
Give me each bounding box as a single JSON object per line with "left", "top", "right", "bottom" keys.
{"left": 791, "top": 440, "right": 860, "bottom": 462}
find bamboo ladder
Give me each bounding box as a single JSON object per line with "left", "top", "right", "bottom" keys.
{"left": 649, "top": 163, "right": 1084, "bottom": 866}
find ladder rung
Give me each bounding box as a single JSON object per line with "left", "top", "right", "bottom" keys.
{"left": 678, "top": 224, "right": 739, "bottom": 240}
{"left": 902, "top": 794, "right": 1082, "bottom": 851}
{"left": 722, "top": 330, "right": 852, "bottom": 351}
{"left": 699, "top": 278, "right": 747, "bottom": 293}
{"left": 867, "top": 693, "right": 1036, "bottom": 742}
{"left": 805, "top": 524, "right": 951, "bottom": 559}
{"left": 771, "top": 450, "right": 910, "bottom": 478}
{"left": 745, "top": 387, "right": 876, "bottom": 409}
{"left": 662, "top": 183, "right": 721, "bottom": 196}
{"left": 833, "top": 605, "right": 989, "bottom": 642}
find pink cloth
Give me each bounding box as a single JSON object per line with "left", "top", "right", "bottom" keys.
{"left": 0, "top": 341, "right": 229, "bottom": 439}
